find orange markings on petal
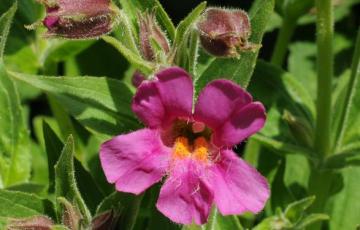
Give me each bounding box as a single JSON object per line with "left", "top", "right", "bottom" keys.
{"left": 173, "top": 136, "right": 191, "bottom": 159}
{"left": 193, "top": 137, "right": 209, "bottom": 162}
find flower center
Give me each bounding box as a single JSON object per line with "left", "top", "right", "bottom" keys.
{"left": 172, "top": 136, "right": 209, "bottom": 162}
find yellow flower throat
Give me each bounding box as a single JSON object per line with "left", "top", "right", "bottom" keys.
{"left": 172, "top": 136, "right": 209, "bottom": 162}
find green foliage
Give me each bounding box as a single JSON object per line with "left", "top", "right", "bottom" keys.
{"left": 9, "top": 72, "right": 140, "bottom": 138}
{"left": 254, "top": 197, "right": 328, "bottom": 230}
{"left": 0, "top": 189, "right": 55, "bottom": 219}
{"left": 54, "top": 136, "right": 91, "bottom": 227}
{"left": 0, "top": 0, "right": 359, "bottom": 229}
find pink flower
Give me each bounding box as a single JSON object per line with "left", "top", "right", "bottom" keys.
{"left": 100, "top": 67, "right": 269, "bottom": 225}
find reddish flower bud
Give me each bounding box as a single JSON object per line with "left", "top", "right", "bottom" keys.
{"left": 139, "top": 12, "right": 170, "bottom": 61}
{"left": 36, "top": 0, "right": 119, "bottom": 39}
{"left": 197, "top": 8, "right": 257, "bottom": 57}
{"left": 7, "top": 216, "right": 54, "bottom": 230}
{"left": 92, "top": 210, "right": 119, "bottom": 230}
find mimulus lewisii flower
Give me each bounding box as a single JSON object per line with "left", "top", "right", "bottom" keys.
{"left": 100, "top": 67, "right": 269, "bottom": 224}
{"left": 37, "top": 0, "right": 119, "bottom": 38}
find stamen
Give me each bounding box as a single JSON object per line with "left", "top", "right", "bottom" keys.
{"left": 193, "top": 137, "right": 209, "bottom": 162}
{"left": 173, "top": 136, "right": 191, "bottom": 159}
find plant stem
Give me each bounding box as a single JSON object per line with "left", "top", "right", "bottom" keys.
{"left": 270, "top": 16, "right": 297, "bottom": 66}
{"left": 314, "top": 0, "right": 333, "bottom": 158}
{"left": 308, "top": 0, "right": 334, "bottom": 229}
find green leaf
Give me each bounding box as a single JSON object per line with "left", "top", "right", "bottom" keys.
{"left": 103, "top": 35, "right": 154, "bottom": 74}
{"left": 284, "top": 196, "right": 315, "bottom": 223}
{"left": 334, "top": 28, "right": 360, "bottom": 150}
{"left": 8, "top": 71, "right": 140, "bottom": 137}
{"left": 327, "top": 167, "right": 360, "bottom": 229}
{"left": 0, "top": 189, "right": 55, "bottom": 219}
{"left": 284, "top": 154, "right": 310, "bottom": 199}
{"left": 296, "top": 213, "right": 329, "bottom": 229}
{"left": 45, "top": 116, "right": 105, "bottom": 213}
{"left": 248, "top": 60, "right": 315, "bottom": 153}
{"left": 324, "top": 151, "right": 360, "bottom": 169}
{"left": 42, "top": 40, "right": 95, "bottom": 67}
{"left": 252, "top": 134, "right": 314, "bottom": 157}
{"left": 6, "top": 183, "right": 45, "bottom": 195}
{"left": 174, "top": 2, "right": 206, "bottom": 49}
{"left": 43, "top": 121, "right": 63, "bottom": 193}
{"left": 174, "top": 2, "right": 206, "bottom": 70}
{"left": 54, "top": 136, "right": 91, "bottom": 227}
{"left": 0, "top": 2, "right": 17, "bottom": 60}
{"left": 195, "top": 0, "right": 275, "bottom": 90}
{"left": 0, "top": 65, "right": 31, "bottom": 187}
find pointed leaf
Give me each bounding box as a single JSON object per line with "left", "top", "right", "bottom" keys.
{"left": 54, "top": 136, "right": 91, "bottom": 227}
{"left": 43, "top": 121, "right": 63, "bottom": 193}
{"left": 284, "top": 196, "right": 315, "bottom": 223}
{"left": 296, "top": 213, "right": 329, "bottom": 229}
{"left": 0, "top": 64, "right": 31, "bottom": 187}
{"left": 0, "top": 2, "right": 17, "bottom": 60}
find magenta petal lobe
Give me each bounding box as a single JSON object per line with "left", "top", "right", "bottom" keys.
{"left": 132, "top": 67, "right": 193, "bottom": 128}
{"left": 194, "top": 80, "right": 252, "bottom": 129}
{"left": 156, "top": 160, "right": 213, "bottom": 225}
{"left": 210, "top": 149, "right": 269, "bottom": 215}
{"left": 100, "top": 129, "right": 170, "bottom": 195}
{"left": 213, "top": 102, "right": 266, "bottom": 147}
{"left": 155, "top": 67, "right": 193, "bottom": 120}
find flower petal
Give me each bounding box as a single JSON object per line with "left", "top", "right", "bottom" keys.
{"left": 132, "top": 81, "right": 166, "bottom": 128}
{"left": 100, "top": 128, "right": 170, "bottom": 195}
{"left": 194, "top": 80, "right": 252, "bottom": 129}
{"left": 210, "top": 149, "right": 269, "bottom": 215}
{"left": 132, "top": 67, "right": 193, "bottom": 128}
{"left": 156, "top": 160, "right": 213, "bottom": 225}
{"left": 212, "top": 102, "right": 266, "bottom": 147}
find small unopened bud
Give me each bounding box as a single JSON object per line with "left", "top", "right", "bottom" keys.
{"left": 139, "top": 12, "right": 170, "bottom": 61}
{"left": 132, "top": 70, "right": 146, "bottom": 88}
{"left": 92, "top": 210, "right": 119, "bottom": 230}
{"left": 32, "top": 0, "right": 119, "bottom": 39}
{"left": 283, "top": 110, "right": 313, "bottom": 147}
{"left": 7, "top": 216, "right": 54, "bottom": 230}
{"left": 58, "top": 197, "right": 82, "bottom": 230}
{"left": 197, "top": 8, "right": 258, "bottom": 57}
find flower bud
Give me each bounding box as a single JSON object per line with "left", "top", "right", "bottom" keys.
{"left": 35, "top": 0, "right": 119, "bottom": 39}
{"left": 7, "top": 216, "right": 54, "bottom": 230}
{"left": 197, "top": 8, "right": 258, "bottom": 57}
{"left": 92, "top": 210, "right": 119, "bottom": 230}
{"left": 139, "top": 12, "right": 170, "bottom": 61}
{"left": 283, "top": 110, "right": 313, "bottom": 147}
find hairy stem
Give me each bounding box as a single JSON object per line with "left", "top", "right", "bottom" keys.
{"left": 308, "top": 0, "right": 334, "bottom": 229}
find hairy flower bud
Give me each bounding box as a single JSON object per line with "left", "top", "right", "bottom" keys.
{"left": 92, "top": 210, "right": 119, "bottom": 230}
{"left": 35, "top": 0, "right": 119, "bottom": 39}
{"left": 197, "top": 8, "right": 258, "bottom": 57}
{"left": 7, "top": 216, "right": 54, "bottom": 230}
{"left": 139, "top": 12, "right": 170, "bottom": 61}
